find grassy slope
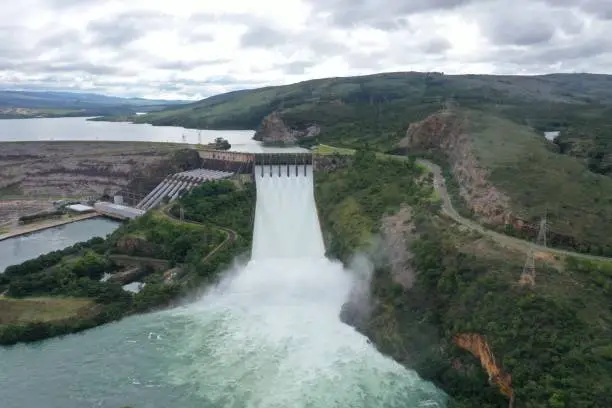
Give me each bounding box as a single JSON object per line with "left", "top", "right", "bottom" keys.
{"left": 315, "top": 149, "right": 435, "bottom": 261}
{"left": 465, "top": 110, "right": 612, "bottom": 247}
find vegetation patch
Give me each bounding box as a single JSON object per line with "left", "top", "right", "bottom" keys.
{"left": 315, "top": 149, "right": 435, "bottom": 260}
{"left": 171, "top": 180, "right": 256, "bottom": 241}
{"left": 312, "top": 144, "right": 357, "bottom": 155}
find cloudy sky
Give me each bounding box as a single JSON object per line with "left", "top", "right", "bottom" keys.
{"left": 1, "top": 0, "right": 611, "bottom": 100}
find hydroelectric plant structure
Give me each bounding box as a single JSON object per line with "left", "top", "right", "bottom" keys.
{"left": 0, "top": 153, "right": 448, "bottom": 408}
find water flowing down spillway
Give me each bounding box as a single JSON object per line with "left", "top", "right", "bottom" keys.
{"left": 252, "top": 164, "right": 325, "bottom": 260}
{"left": 165, "top": 164, "right": 447, "bottom": 407}
{"left": 0, "top": 164, "right": 447, "bottom": 408}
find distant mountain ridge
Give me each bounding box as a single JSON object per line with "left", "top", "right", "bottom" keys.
{"left": 0, "top": 90, "right": 190, "bottom": 119}
{"left": 0, "top": 90, "right": 188, "bottom": 109}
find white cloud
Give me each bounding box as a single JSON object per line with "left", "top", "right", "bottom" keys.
{"left": 0, "top": 0, "right": 610, "bottom": 99}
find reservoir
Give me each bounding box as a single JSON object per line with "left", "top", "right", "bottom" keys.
{"left": 0, "top": 217, "right": 120, "bottom": 273}
{"left": 0, "top": 117, "right": 305, "bottom": 153}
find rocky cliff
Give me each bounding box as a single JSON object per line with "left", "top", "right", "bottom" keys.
{"left": 253, "top": 111, "right": 320, "bottom": 145}
{"left": 398, "top": 110, "right": 511, "bottom": 225}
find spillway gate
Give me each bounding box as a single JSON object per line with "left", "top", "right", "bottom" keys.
{"left": 253, "top": 153, "right": 313, "bottom": 178}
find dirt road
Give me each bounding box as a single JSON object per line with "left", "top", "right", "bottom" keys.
{"left": 162, "top": 207, "right": 238, "bottom": 263}
{"left": 417, "top": 159, "right": 611, "bottom": 263}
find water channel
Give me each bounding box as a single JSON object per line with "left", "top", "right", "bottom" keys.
{"left": 0, "top": 217, "right": 120, "bottom": 274}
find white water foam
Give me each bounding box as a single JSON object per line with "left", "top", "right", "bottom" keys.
{"left": 168, "top": 164, "right": 446, "bottom": 407}
{"left": 252, "top": 165, "right": 325, "bottom": 260}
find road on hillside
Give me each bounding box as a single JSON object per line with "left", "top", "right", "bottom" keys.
{"left": 416, "top": 159, "right": 611, "bottom": 262}
{"left": 162, "top": 207, "right": 238, "bottom": 263}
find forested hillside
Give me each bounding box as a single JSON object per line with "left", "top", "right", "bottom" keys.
{"left": 315, "top": 151, "right": 612, "bottom": 408}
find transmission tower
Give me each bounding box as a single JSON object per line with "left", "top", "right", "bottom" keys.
{"left": 520, "top": 211, "right": 547, "bottom": 287}
{"left": 179, "top": 206, "right": 184, "bottom": 223}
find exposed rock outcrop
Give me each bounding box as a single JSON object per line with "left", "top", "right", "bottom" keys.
{"left": 454, "top": 333, "right": 515, "bottom": 407}
{"left": 398, "top": 110, "right": 511, "bottom": 225}
{"left": 253, "top": 111, "right": 320, "bottom": 145}
{"left": 0, "top": 142, "right": 201, "bottom": 206}
{"left": 381, "top": 205, "right": 416, "bottom": 289}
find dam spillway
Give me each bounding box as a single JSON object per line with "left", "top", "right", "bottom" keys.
{"left": 164, "top": 160, "right": 447, "bottom": 406}
{"left": 252, "top": 165, "right": 324, "bottom": 260}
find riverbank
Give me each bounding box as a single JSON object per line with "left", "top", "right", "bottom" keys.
{"left": 0, "top": 213, "right": 100, "bottom": 242}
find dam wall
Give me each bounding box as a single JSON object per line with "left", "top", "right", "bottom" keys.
{"left": 198, "top": 149, "right": 314, "bottom": 175}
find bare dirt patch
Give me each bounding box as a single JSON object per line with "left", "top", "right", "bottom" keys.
{"left": 0, "top": 141, "right": 201, "bottom": 209}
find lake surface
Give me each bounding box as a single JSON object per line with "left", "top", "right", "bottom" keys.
{"left": 0, "top": 117, "right": 306, "bottom": 153}
{"left": 0, "top": 217, "right": 120, "bottom": 273}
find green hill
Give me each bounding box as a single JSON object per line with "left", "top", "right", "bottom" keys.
{"left": 134, "top": 72, "right": 611, "bottom": 134}
{"left": 455, "top": 109, "right": 612, "bottom": 254}
{"left": 133, "top": 71, "right": 612, "bottom": 158}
